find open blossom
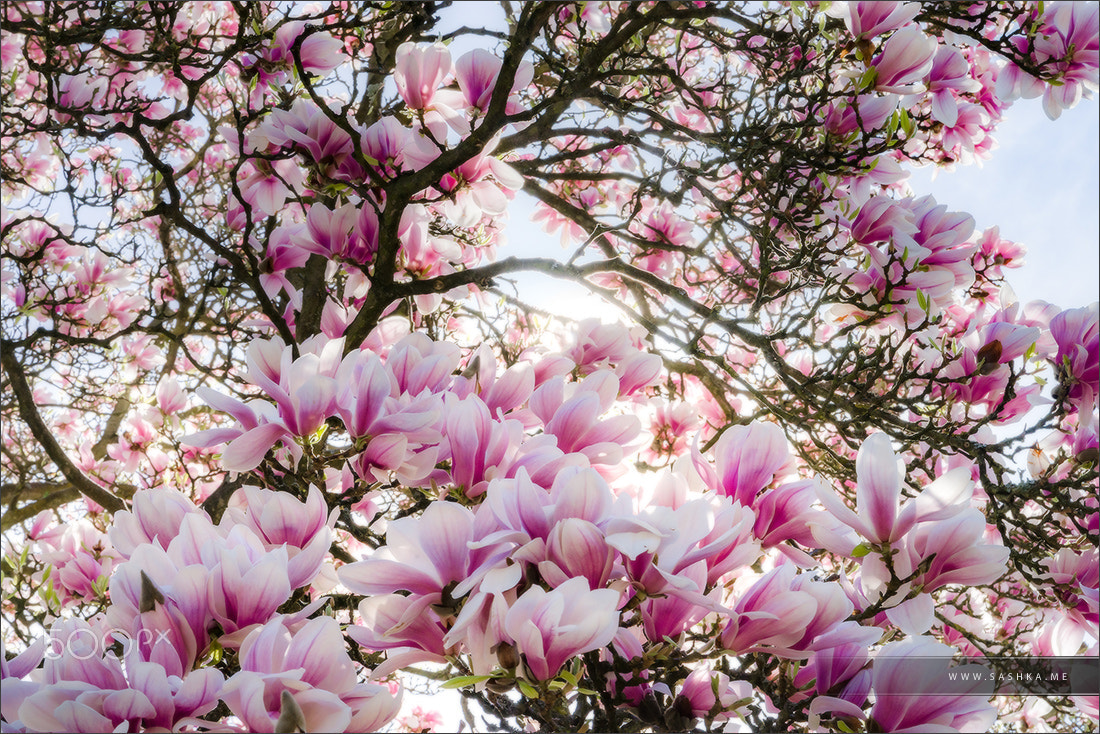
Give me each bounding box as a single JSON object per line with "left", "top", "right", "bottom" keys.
{"left": 206, "top": 526, "right": 294, "bottom": 636}
{"left": 394, "top": 41, "right": 452, "bottom": 109}
{"left": 814, "top": 432, "right": 973, "bottom": 546}
{"left": 926, "top": 45, "right": 982, "bottom": 127}
{"left": 721, "top": 564, "right": 821, "bottom": 656}
{"left": 831, "top": 1, "right": 922, "bottom": 41}
{"left": 1043, "top": 548, "right": 1100, "bottom": 627}
{"left": 3, "top": 4, "right": 1098, "bottom": 733}
{"left": 108, "top": 487, "right": 205, "bottom": 557}
{"left": 872, "top": 24, "right": 936, "bottom": 94}
{"left": 223, "top": 484, "right": 337, "bottom": 589}
{"left": 997, "top": 1, "right": 1100, "bottom": 120}
{"left": 673, "top": 668, "right": 752, "bottom": 725}
{"left": 454, "top": 47, "right": 533, "bottom": 114}
{"left": 869, "top": 637, "right": 997, "bottom": 732}
{"left": 503, "top": 577, "right": 621, "bottom": 680}
{"left": 221, "top": 616, "right": 400, "bottom": 732}
{"left": 1050, "top": 302, "right": 1099, "bottom": 406}
{"left": 698, "top": 420, "right": 792, "bottom": 507}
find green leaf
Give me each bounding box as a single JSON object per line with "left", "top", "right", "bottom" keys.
{"left": 899, "top": 107, "right": 912, "bottom": 137}
{"left": 858, "top": 66, "right": 877, "bottom": 91}
{"left": 916, "top": 289, "right": 930, "bottom": 312}
{"left": 441, "top": 674, "right": 495, "bottom": 689}
{"left": 851, "top": 543, "right": 871, "bottom": 557}
{"left": 517, "top": 679, "right": 540, "bottom": 699}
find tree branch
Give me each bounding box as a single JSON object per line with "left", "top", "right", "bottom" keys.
{"left": 1, "top": 344, "right": 127, "bottom": 514}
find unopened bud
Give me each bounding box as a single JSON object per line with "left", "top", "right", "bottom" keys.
{"left": 855, "top": 38, "right": 876, "bottom": 60}
{"left": 974, "top": 340, "right": 1003, "bottom": 375}
{"left": 274, "top": 690, "right": 307, "bottom": 733}
{"left": 638, "top": 689, "right": 663, "bottom": 723}
{"left": 1075, "top": 447, "right": 1099, "bottom": 466}
{"left": 139, "top": 570, "right": 165, "bottom": 613}
{"left": 664, "top": 694, "right": 695, "bottom": 731}
{"left": 495, "top": 642, "right": 520, "bottom": 671}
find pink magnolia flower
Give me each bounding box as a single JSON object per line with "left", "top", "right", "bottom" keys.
{"left": 440, "top": 393, "right": 520, "bottom": 497}
{"left": 940, "top": 319, "right": 1041, "bottom": 409}
{"left": 565, "top": 319, "right": 645, "bottom": 375}
{"left": 11, "top": 617, "right": 219, "bottom": 733}
{"left": 235, "top": 157, "right": 306, "bottom": 217}
{"left": 223, "top": 484, "right": 337, "bottom": 589}
{"left": 55, "top": 72, "right": 108, "bottom": 109}
{"left": 385, "top": 332, "right": 462, "bottom": 396}
{"left": 797, "top": 621, "right": 879, "bottom": 704}
{"left": 721, "top": 564, "right": 818, "bottom": 657}
{"left": 299, "top": 199, "right": 380, "bottom": 266}
{"left": 1050, "top": 303, "right": 1099, "bottom": 406}
{"left": 362, "top": 115, "right": 413, "bottom": 175}
{"left": 832, "top": 1, "right": 922, "bottom": 40}
{"left": 221, "top": 616, "right": 400, "bottom": 733}
{"left": 451, "top": 343, "right": 536, "bottom": 416}
{"left": 267, "top": 21, "right": 345, "bottom": 77}
{"left": 868, "top": 637, "right": 997, "bottom": 733}
{"left": 638, "top": 559, "right": 716, "bottom": 641}
{"left": 858, "top": 508, "right": 1009, "bottom": 627}
{"left": 119, "top": 662, "right": 223, "bottom": 732}
{"left": 454, "top": 47, "right": 533, "bottom": 114}
{"left": 606, "top": 489, "right": 759, "bottom": 608}
{"left": 108, "top": 487, "right": 205, "bottom": 557}
{"left": 339, "top": 500, "right": 498, "bottom": 609}
{"left": 752, "top": 479, "right": 829, "bottom": 554}
{"left": 926, "top": 45, "right": 981, "bottom": 127}
{"left": 503, "top": 577, "right": 621, "bottom": 680}
{"left": 18, "top": 683, "right": 155, "bottom": 733}
{"left": 256, "top": 99, "right": 360, "bottom": 180}
{"left": 350, "top": 592, "right": 450, "bottom": 665}
{"left": 846, "top": 194, "right": 918, "bottom": 246}
{"left": 394, "top": 41, "right": 452, "bottom": 109}
{"left": 974, "top": 226, "right": 1026, "bottom": 278}
{"left": 815, "top": 432, "right": 973, "bottom": 546}
{"left": 696, "top": 420, "right": 791, "bottom": 507}
{"left": 1043, "top": 548, "right": 1100, "bottom": 627}
{"left": 540, "top": 517, "right": 616, "bottom": 590}
{"left": 438, "top": 139, "right": 525, "bottom": 227}
{"left": 475, "top": 466, "right": 614, "bottom": 556}
{"left": 1034, "top": 2, "right": 1100, "bottom": 120}
{"left": 188, "top": 336, "right": 345, "bottom": 472}
{"left": 823, "top": 94, "right": 899, "bottom": 136}
{"left": 155, "top": 376, "right": 188, "bottom": 415}
{"left": 530, "top": 372, "right": 640, "bottom": 466}
{"left": 673, "top": 668, "right": 752, "bottom": 725}
{"left": 35, "top": 520, "right": 118, "bottom": 603}
{"left": 206, "top": 526, "right": 293, "bottom": 636}
{"left": 106, "top": 518, "right": 219, "bottom": 656}
{"left": 872, "top": 24, "right": 936, "bottom": 94}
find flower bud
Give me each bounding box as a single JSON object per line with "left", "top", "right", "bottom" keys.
{"left": 496, "top": 641, "right": 520, "bottom": 671}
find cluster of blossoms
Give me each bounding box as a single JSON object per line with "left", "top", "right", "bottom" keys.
{"left": 2, "top": 1, "right": 1098, "bottom": 732}
{"left": 2, "top": 340, "right": 1016, "bottom": 731}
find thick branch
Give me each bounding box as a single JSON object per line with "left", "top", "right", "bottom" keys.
{"left": 1, "top": 345, "right": 127, "bottom": 514}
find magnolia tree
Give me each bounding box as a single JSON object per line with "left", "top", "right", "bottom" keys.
{"left": 1, "top": 1, "right": 1098, "bottom": 732}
